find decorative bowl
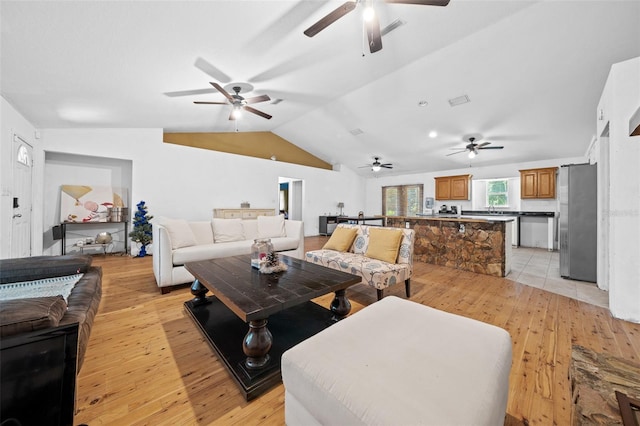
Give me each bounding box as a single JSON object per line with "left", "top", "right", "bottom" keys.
{"left": 95, "top": 231, "right": 113, "bottom": 244}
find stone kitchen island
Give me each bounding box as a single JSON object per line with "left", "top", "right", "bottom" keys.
{"left": 386, "top": 215, "right": 514, "bottom": 277}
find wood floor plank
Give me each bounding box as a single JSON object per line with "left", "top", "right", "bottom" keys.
{"left": 73, "top": 237, "right": 640, "bottom": 425}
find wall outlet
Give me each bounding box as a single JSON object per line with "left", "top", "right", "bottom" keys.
{"left": 459, "top": 224, "right": 465, "bottom": 233}
{"left": 405, "top": 221, "right": 410, "bottom": 229}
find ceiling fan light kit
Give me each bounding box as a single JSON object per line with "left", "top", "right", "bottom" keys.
{"left": 359, "top": 156, "right": 393, "bottom": 172}
{"left": 447, "top": 135, "right": 504, "bottom": 158}
{"left": 194, "top": 82, "right": 272, "bottom": 121}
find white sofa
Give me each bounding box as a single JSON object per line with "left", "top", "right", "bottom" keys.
{"left": 152, "top": 215, "right": 304, "bottom": 293}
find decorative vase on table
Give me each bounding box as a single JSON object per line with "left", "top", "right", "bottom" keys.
{"left": 128, "top": 200, "right": 153, "bottom": 257}
{"left": 251, "top": 238, "right": 273, "bottom": 269}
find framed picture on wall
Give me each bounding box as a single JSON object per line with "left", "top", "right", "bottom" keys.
{"left": 60, "top": 185, "right": 127, "bottom": 223}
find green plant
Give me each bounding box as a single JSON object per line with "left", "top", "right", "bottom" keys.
{"left": 129, "top": 200, "right": 153, "bottom": 257}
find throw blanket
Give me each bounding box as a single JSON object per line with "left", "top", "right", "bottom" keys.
{"left": 0, "top": 273, "right": 84, "bottom": 303}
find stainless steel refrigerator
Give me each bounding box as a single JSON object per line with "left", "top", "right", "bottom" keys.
{"left": 559, "top": 163, "right": 597, "bottom": 282}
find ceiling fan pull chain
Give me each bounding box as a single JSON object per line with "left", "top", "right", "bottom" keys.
{"left": 361, "top": 20, "right": 366, "bottom": 57}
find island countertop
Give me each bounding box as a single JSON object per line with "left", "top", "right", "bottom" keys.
{"left": 387, "top": 214, "right": 515, "bottom": 223}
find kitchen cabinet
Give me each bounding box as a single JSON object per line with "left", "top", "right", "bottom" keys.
{"left": 435, "top": 174, "right": 471, "bottom": 200}
{"left": 519, "top": 167, "right": 557, "bottom": 199}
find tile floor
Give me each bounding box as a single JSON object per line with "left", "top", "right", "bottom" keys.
{"left": 509, "top": 247, "right": 609, "bottom": 309}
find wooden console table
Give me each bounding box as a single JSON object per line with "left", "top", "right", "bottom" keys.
{"left": 213, "top": 208, "right": 275, "bottom": 219}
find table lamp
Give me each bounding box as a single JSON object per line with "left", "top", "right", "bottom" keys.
{"left": 337, "top": 202, "right": 344, "bottom": 216}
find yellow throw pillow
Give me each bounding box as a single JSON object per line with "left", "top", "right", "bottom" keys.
{"left": 365, "top": 228, "right": 404, "bottom": 263}
{"left": 323, "top": 227, "right": 358, "bottom": 252}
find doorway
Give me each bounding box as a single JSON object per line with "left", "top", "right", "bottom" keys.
{"left": 278, "top": 177, "right": 303, "bottom": 221}
{"left": 11, "top": 134, "right": 33, "bottom": 258}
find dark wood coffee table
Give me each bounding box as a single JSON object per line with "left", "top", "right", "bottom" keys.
{"left": 183, "top": 254, "right": 361, "bottom": 400}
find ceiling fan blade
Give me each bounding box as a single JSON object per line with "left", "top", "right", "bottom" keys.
{"left": 244, "top": 94, "right": 271, "bottom": 104}
{"left": 446, "top": 150, "right": 466, "bottom": 156}
{"left": 384, "top": 0, "right": 450, "bottom": 6}
{"left": 164, "top": 88, "right": 216, "bottom": 98}
{"left": 193, "top": 101, "right": 228, "bottom": 105}
{"left": 304, "top": 1, "right": 357, "bottom": 37}
{"left": 210, "top": 82, "right": 234, "bottom": 102}
{"left": 381, "top": 164, "right": 393, "bottom": 169}
{"left": 478, "top": 146, "right": 504, "bottom": 150}
{"left": 477, "top": 141, "right": 491, "bottom": 148}
{"left": 244, "top": 106, "right": 272, "bottom": 120}
{"left": 366, "top": 13, "right": 383, "bottom": 53}
{"left": 194, "top": 57, "right": 232, "bottom": 83}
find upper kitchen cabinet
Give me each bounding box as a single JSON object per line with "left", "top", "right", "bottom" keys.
{"left": 435, "top": 174, "right": 471, "bottom": 200}
{"left": 519, "top": 167, "right": 558, "bottom": 199}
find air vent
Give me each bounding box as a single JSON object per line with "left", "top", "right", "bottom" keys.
{"left": 381, "top": 19, "right": 406, "bottom": 37}
{"left": 448, "top": 95, "right": 471, "bottom": 107}
{"left": 349, "top": 128, "right": 364, "bottom": 136}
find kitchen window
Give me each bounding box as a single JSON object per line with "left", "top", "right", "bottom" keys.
{"left": 382, "top": 184, "right": 423, "bottom": 216}
{"left": 487, "top": 179, "right": 508, "bottom": 207}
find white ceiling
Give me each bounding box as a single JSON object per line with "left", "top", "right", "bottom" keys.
{"left": 2, "top": 1, "right": 639, "bottom": 176}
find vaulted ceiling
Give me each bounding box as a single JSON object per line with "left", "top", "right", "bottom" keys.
{"left": 2, "top": 1, "right": 639, "bottom": 175}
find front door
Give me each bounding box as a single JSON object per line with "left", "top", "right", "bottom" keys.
{"left": 11, "top": 135, "right": 33, "bottom": 258}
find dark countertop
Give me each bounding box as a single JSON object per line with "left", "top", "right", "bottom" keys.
{"left": 461, "top": 210, "right": 556, "bottom": 217}
{"left": 390, "top": 215, "right": 515, "bottom": 223}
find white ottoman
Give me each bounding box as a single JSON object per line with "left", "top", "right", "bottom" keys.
{"left": 281, "top": 296, "right": 512, "bottom": 426}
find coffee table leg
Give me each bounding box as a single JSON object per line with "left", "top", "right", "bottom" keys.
{"left": 190, "top": 279, "right": 210, "bottom": 306}
{"left": 243, "top": 319, "right": 272, "bottom": 369}
{"left": 330, "top": 289, "right": 351, "bottom": 320}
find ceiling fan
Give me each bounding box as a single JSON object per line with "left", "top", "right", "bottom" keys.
{"left": 359, "top": 157, "right": 393, "bottom": 172}
{"left": 194, "top": 82, "right": 272, "bottom": 120}
{"left": 447, "top": 136, "right": 504, "bottom": 159}
{"left": 303, "top": 0, "right": 450, "bottom": 54}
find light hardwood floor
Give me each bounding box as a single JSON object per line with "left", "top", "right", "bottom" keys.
{"left": 75, "top": 236, "right": 639, "bottom": 425}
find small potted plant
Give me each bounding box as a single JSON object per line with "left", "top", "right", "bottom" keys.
{"left": 129, "top": 200, "right": 153, "bottom": 257}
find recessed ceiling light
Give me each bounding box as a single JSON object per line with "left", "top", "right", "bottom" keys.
{"left": 418, "top": 100, "right": 428, "bottom": 107}
{"left": 448, "top": 95, "right": 470, "bottom": 107}
{"left": 429, "top": 131, "right": 438, "bottom": 138}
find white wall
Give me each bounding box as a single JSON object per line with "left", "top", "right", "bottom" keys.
{"left": 1, "top": 96, "right": 38, "bottom": 258}
{"left": 596, "top": 57, "right": 640, "bottom": 323}
{"left": 29, "top": 128, "right": 366, "bottom": 255}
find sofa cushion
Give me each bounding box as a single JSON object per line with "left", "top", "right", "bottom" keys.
{"left": 323, "top": 227, "right": 357, "bottom": 252}
{"left": 189, "top": 221, "right": 214, "bottom": 245}
{"left": 305, "top": 250, "right": 410, "bottom": 290}
{"left": 212, "top": 218, "right": 244, "bottom": 243}
{"left": 242, "top": 220, "right": 259, "bottom": 241}
{"left": 161, "top": 218, "right": 197, "bottom": 249}
{"left": 365, "top": 228, "right": 404, "bottom": 263}
{"left": 172, "top": 241, "right": 253, "bottom": 265}
{"left": 0, "top": 295, "right": 68, "bottom": 337}
{"left": 258, "top": 214, "right": 286, "bottom": 238}
{"left": 270, "top": 237, "right": 300, "bottom": 253}
{"left": 0, "top": 254, "right": 92, "bottom": 284}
